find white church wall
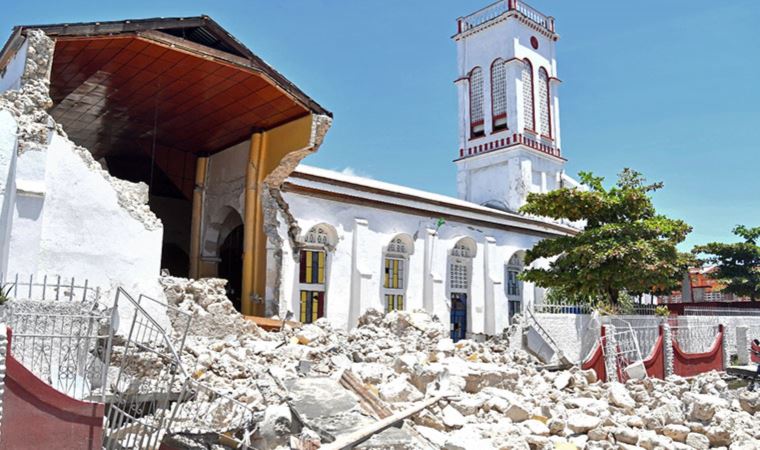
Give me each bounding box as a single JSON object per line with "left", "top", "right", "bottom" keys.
{"left": 4, "top": 131, "right": 165, "bottom": 315}
{"left": 456, "top": 146, "right": 563, "bottom": 211}
{"left": 0, "top": 111, "right": 18, "bottom": 278}
{"left": 281, "top": 189, "right": 543, "bottom": 335}
{"left": 0, "top": 38, "right": 28, "bottom": 93}
{"left": 7, "top": 140, "right": 48, "bottom": 276}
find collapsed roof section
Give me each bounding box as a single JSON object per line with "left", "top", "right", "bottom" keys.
{"left": 0, "top": 16, "right": 332, "bottom": 198}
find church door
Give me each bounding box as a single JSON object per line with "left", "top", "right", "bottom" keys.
{"left": 450, "top": 293, "right": 468, "bottom": 342}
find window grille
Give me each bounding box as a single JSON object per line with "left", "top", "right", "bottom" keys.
{"left": 470, "top": 67, "right": 485, "bottom": 137}
{"left": 506, "top": 253, "right": 524, "bottom": 298}
{"left": 450, "top": 262, "right": 469, "bottom": 291}
{"left": 384, "top": 257, "right": 405, "bottom": 290}
{"left": 522, "top": 61, "right": 534, "bottom": 131}
{"left": 385, "top": 294, "right": 404, "bottom": 313}
{"left": 299, "top": 250, "right": 326, "bottom": 284}
{"left": 452, "top": 242, "right": 472, "bottom": 258}
{"left": 491, "top": 60, "right": 507, "bottom": 131}
{"left": 300, "top": 290, "right": 324, "bottom": 323}
{"left": 507, "top": 269, "right": 521, "bottom": 297}
{"left": 538, "top": 68, "right": 550, "bottom": 136}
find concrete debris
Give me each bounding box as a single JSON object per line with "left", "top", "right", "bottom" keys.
{"left": 149, "top": 278, "right": 760, "bottom": 448}
{"left": 0, "top": 29, "right": 55, "bottom": 154}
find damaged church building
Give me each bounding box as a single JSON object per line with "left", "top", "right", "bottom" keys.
{"left": 0, "top": 7, "right": 579, "bottom": 340}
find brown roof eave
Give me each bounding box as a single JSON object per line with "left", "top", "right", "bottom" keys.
{"left": 0, "top": 16, "right": 332, "bottom": 118}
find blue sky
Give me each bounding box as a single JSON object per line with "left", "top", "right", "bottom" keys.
{"left": 2, "top": 0, "right": 758, "bottom": 249}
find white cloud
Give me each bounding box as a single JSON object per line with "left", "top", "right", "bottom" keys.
{"left": 335, "top": 166, "right": 373, "bottom": 179}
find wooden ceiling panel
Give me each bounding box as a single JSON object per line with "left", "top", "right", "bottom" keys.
{"left": 49, "top": 34, "right": 311, "bottom": 162}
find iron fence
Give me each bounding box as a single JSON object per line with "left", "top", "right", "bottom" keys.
{"left": 533, "top": 304, "right": 591, "bottom": 315}
{"left": 103, "top": 287, "right": 190, "bottom": 450}
{"left": 5, "top": 302, "right": 114, "bottom": 402}
{"left": 601, "top": 325, "right": 646, "bottom": 383}
{"left": 670, "top": 323, "right": 721, "bottom": 354}
{"left": 684, "top": 307, "right": 760, "bottom": 317}
{"left": 166, "top": 378, "right": 258, "bottom": 448}
{"left": 533, "top": 303, "right": 657, "bottom": 316}
{"left": 0, "top": 273, "right": 101, "bottom": 303}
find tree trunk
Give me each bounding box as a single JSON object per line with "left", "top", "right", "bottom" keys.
{"left": 607, "top": 287, "right": 619, "bottom": 305}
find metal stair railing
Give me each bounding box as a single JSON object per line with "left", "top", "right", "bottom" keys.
{"left": 523, "top": 307, "right": 572, "bottom": 366}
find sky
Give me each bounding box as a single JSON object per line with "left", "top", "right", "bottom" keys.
{"left": 2, "top": 0, "right": 758, "bottom": 250}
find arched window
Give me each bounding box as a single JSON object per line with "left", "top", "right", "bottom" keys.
{"left": 521, "top": 60, "right": 535, "bottom": 132}
{"left": 469, "top": 67, "right": 485, "bottom": 138}
{"left": 383, "top": 234, "right": 413, "bottom": 312}
{"left": 298, "top": 224, "right": 337, "bottom": 323}
{"left": 449, "top": 237, "right": 476, "bottom": 342}
{"left": 491, "top": 59, "right": 507, "bottom": 132}
{"left": 538, "top": 67, "right": 551, "bottom": 137}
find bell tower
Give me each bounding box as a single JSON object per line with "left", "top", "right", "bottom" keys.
{"left": 453, "top": 0, "right": 567, "bottom": 213}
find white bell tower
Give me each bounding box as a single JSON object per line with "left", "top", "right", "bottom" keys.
{"left": 453, "top": 0, "right": 567, "bottom": 213}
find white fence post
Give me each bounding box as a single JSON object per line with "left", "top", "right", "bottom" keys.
{"left": 603, "top": 324, "right": 619, "bottom": 383}
{"left": 720, "top": 323, "right": 730, "bottom": 370}
{"left": 662, "top": 322, "right": 674, "bottom": 377}
{"left": 737, "top": 326, "right": 749, "bottom": 366}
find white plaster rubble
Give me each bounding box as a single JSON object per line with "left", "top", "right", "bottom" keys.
{"left": 149, "top": 285, "right": 760, "bottom": 449}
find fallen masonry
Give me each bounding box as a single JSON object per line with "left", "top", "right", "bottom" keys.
{"left": 146, "top": 277, "right": 760, "bottom": 449}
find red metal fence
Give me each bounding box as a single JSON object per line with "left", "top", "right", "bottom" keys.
{"left": 581, "top": 324, "right": 725, "bottom": 381}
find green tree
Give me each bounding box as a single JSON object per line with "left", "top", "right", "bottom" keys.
{"left": 692, "top": 225, "right": 760, "bottom": 301}
{"left": 519, "top": 169, "right": 692, "bottom": 306}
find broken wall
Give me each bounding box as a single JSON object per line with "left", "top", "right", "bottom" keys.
{"left": 200, "top": 139, "right": 249, "bottom": 275}
{"left": 0, "top": 30, "right": 166, "bottom": 313}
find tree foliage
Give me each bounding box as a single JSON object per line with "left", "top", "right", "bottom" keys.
{"left": 519, "top": 169, "right": 692, "bottom": 305}
{"left": 692, "top": 225, "right": 760, "bottom": 301}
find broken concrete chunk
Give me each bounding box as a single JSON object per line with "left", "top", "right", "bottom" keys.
{"left": 566, "top": 413, "right": 601, "bottom": 433}
{"left": 662, "top": 424, "right": 690, "bottom": 442}
{"left": 504, "top": 402, "right": 531, "bottom": 422}
{"left": 685, "top": 432, "right": 710, "bottom": 450}
{"left": 607, "top": 382, "right": 636, "bottom": 409}
{"left": 378, "top": 375, "right": 423, "bottom": 403}
{"left": 442, "top": 404, "right": 466, "bottom": 429}
{"left": 296, "top": 324, "right": 326, "bottom": 345}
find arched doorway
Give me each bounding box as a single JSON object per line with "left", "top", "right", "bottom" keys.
{"left": 218, "top": 224, "right": 244, "bottom": 313}
{"left": 449, "top": 237, "right": 476, "bottom": 342}
{"left": 506, "top": 251, "right": 526, "bottom": 324}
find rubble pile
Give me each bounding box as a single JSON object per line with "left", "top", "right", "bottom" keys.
{"left": 157, "top": 278, "right": 760, "bottom": 450}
